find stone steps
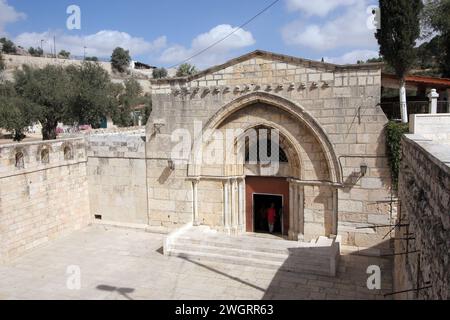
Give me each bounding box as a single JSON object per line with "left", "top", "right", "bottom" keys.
{"left": 164, "top": 225, "right": 341, "bottom": 277}
{"left": 167, "top": 248, "right": 333, "bottom": 276}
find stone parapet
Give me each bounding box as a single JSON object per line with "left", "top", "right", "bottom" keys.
{"left": 395, "top": 134, "right": 450, "bottom": 299}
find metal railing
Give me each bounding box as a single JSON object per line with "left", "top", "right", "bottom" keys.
{"left": 380, "top": 101, "right": 449, "bottom": 121}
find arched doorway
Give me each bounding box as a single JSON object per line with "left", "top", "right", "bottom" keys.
{"left": 239, "top": 125, "right": 298, "bottom": 238}
{"left": 190, "top": 92, "right": 341, "bottom": 241}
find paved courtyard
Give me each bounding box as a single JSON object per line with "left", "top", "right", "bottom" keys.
{"left": 0, "top": 226, "right": 392, "bottom": 300}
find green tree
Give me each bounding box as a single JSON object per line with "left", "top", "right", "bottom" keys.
{"left": 58, "top": 50, "right": 70, "bottom": 59}
{"left": 67, "top": 62, "right": 118, "bottom": 128}
{"left": 152, "top": 67, "right": 168, "bottom": 79}
{"left": 28, "top": 47, "right": 43, "bottom": 57}
{"left": 0, "top": 81, "right": 39, "bottom": 141}
{"left": 415, "top": 35, "right": 442, "bottom": 73}
{"left": 112, "top": 78, "right": 151, "bottom": 127}
{"left": 14, "top": 65, "right": 71, "bottom": 140}
{"left": 423, "top": 0, "right": 450, "bottom": 77}
{"left": 176, "top": 63, "right": 197, "bottom": 77}
{"left": 111, "top": 47, "right": 131, "bottom": 73}
{"left": 366, "top": 57, "right": 384, "bottom": 63}
{"left": 85, "top": 56, "right": 99, "bottom": 62}
{"left": 0, "top": 37, "right": 17, "bottom": 54}
{"left": 376, "top": 0, "right": 424, "bottom": 123}
{"left": 141, "top": 94, "right": 152, "bottom": 125}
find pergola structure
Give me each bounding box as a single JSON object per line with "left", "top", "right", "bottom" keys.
{"left": 382, "top": 73, "right": 450, "bottom": 99}
{"left": 381, "top": 73, "right": 450, "bottom": 118}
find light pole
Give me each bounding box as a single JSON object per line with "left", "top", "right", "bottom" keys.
{"left": 83, "top": 46, "right": 87, "bottom": 60}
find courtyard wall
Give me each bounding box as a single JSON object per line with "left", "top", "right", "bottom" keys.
{"left": 394, "top": 119, "right": 450, "bottom": 299}
{"left": 86, "top": 131, "right": 148, "bottom": 225}
{"left": 0, "top": 138, "right": 90, "bottom": 262}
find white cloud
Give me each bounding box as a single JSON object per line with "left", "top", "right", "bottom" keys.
{"left": 282, "top": 1, "right": 377, "bottom": 51}
{"left": 0, "top": 0, "right": 26, "bottom": 35}
{"left": 14, "top": 30, "right": 167, "bottom": 58}
{"left": 325, "top": 49, "right": 379, "bottom": 64}
{"left": 159, "top": 24, "right": 255, "bottom": 68}
{"left": 286, "top": 0, "right": 358, "bottom": 17}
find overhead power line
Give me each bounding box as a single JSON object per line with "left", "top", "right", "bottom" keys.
{"left": 168, "top": 0, "right": 281, "bottom": 69}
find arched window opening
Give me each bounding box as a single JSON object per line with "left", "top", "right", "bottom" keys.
{"left": 244, "top": 129, "right": 289, "bottom": 164}
{"left": 41, "top": 149, "right": 50, "bottom": 164}
{"left": 15, "top": 152, "right": 25, "bottom": 169}
{"left": 64, "top": 146, "right": 73, "bottom": 160}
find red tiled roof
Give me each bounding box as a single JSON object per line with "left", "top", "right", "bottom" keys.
{"left": 382, "top": 73, "right": 450, "bottom": 88}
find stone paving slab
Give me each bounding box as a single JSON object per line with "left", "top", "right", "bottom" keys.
{"left": 0, "top": 226, "right": 392, "bottom": 300}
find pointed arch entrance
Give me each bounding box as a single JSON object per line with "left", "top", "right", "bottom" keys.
{"left": 189, "top": 92, "right": 341, "bottom": 241}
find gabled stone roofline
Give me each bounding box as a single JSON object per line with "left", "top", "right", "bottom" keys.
{"left": 151, "top": 49, "right": 384, "bottom": 85}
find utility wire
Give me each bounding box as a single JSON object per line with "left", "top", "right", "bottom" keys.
{"left": 168, "top": 0, "right": 281, "bottom": 69}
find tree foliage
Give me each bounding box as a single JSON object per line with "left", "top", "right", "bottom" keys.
{"left": 0, "top": 37, "right": 17, "bottom": 54}
{"left": 152, "top": 67, "right": 168, "bottom": 79}
{"left": 0, "top": 81, "right": 40, "bottom": 141}
{"left": 85, "top": 56, "right": 99, "bottom": 62}
{"left": 112, "top": 78, "right": 151, "bottom": 127}
{"left": 422, "top": 0, "right": 450, "bottom": 77}
{"left": 1, "top": 57, "right": 152, "bottom": 141}
{"left": 176, "top": 63, "right": 197, "bottom": 77}
{"left": 376, "top": 0, "right": 424, "bottom": 79}
{"left": 385, "top": 121, "right": 409, "bottom": 191}
{"left": 14, "top": 65, "right": 72, "bottom": 140}
{"left": 59, "top": 50, "right": 70, "bottom": 59}
{"left": 28, "top": 47, "right": 43, "bottom": 57}
{"left": 66, "top": 62, "right": 117, "bottom": 129}
{"left": 111, "top": 47, "right": 131, "bottom": 73}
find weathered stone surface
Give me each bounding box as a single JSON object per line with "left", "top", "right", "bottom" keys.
{"left": 0, "top": 138, "right": 90, "bottom": 262}
{"left": 394, "top": 134, "right": 450, "bottom": 300}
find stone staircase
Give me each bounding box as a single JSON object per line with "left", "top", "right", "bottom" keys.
{"left": 164, "top": 224, "right": 341, "bottom": 277}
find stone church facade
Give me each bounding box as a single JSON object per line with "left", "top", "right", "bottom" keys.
{"left": 146, "top": 50, "right": 391, "bottom": 247}
{"left": 0, "top": 50, "right": 393, "bottom": 262}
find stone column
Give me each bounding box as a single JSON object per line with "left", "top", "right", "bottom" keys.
{"left": 238, "top": 178, "right": 245, "bottom": 232}
{"left": 292, "top": 184, "right": 299, "bottom": 241}
{"left": 331, "top": 188, "right": 338, "bottom": 236}
{"left": 298, "top": 185, "right": 305, "bottom": 241}
{"left": 288, "top": 182, "right": 296, "bottom": 240}
{"left": 223, "top": 179, "right": 231, "bottom": 233}
{"left": 192, "top": 179, "right": 199, "bottom": 226}
{"left": 428, "top": 89, "right": 439, "bottom": 114}
{"left": 230, "top": 178, "right": 239, "bottom": 234}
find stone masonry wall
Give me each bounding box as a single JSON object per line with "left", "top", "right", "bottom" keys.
{"left": 86, "top": 131, "right": 148, "bottom": 225}
{"left": 395, "top": 135, "right": 450, "bottom": 299}
{"left": 0, "top": 138, "right": 90, "bottom": 262}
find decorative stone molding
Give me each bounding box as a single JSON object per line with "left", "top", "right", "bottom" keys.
{"left": 168, "top": 80, "right": 334, "bottom": 98}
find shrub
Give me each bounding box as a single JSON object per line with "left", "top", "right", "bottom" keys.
{"left": 385, "top": 121, "right": 409, "bottom": 191}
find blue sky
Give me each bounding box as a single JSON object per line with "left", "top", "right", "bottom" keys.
{"left": 1, "top": 0, "right": 380, "bottom": 69}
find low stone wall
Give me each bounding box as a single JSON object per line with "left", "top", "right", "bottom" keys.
{"left": 394, "top": 134, "right": 450, "bottom": 299}
{"left": 0, "top": 138, "right": 90, "bottom": 262}
{"left": 86, "top": 131, "right": 148, "bottom": 224}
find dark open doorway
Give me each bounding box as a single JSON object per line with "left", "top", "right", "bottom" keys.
{"left": 253, "top": 194, "right": 283, "bottom": 235}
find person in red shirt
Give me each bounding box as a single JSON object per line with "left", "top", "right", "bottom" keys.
{"left": 267, "top": 202, "right": 276, "bottom": 234}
